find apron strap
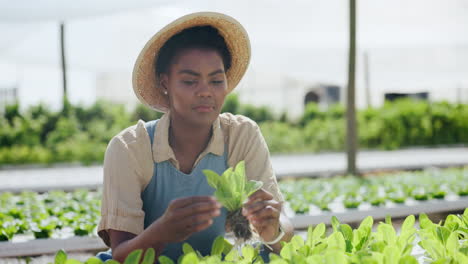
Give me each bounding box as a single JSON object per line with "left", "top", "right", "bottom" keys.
{"left": 144, "top": 120, "right": 158, "bottom": 149}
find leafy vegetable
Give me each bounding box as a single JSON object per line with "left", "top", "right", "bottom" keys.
{"left": 203, "top": 161, "right": 262, "bottom": 212}
{"left": 0, "top": 189, "right": 101, "bottom": 241}
{"left": 47, "top": 210, "right": 468, "bottom": 264}
{"left": 203, "top": 160, "right": 263, "bottom": 242}
{"left": 279, "top": 167, "right": 468, "bottom": 214}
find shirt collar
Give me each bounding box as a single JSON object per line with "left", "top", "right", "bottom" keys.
{"left": 152, "top": 111, "right": 225, "bottom": 163}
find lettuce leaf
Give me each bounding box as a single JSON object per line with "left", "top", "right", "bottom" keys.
{"left": 203, "top": 160, "right": 263, "bottom": 212}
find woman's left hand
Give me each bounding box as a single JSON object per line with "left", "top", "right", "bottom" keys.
{"left": 242, "top": 188, "right": 282, "bottom": 242}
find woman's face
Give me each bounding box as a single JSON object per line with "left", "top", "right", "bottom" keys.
{"left": 161, "top": 48, "right": 228, "bottom": 127}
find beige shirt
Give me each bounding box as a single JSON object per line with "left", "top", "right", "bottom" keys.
{"left": 97, "top": 112, "right": 284, "bottom": 246}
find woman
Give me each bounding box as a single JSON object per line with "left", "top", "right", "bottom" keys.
{"left": 97, "top": 12, "right": 293, "bottom": 262}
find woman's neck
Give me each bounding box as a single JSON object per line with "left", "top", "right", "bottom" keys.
{"left": 168, "top": 116, "right": 213, "bottom": 156}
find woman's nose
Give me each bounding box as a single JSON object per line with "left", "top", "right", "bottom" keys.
{"left": 197, "top": 81, "right": 212, "bottom": 97}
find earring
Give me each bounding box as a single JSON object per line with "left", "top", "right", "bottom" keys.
{"left": 163, "top": 90, "right": 168, "bottom": 95}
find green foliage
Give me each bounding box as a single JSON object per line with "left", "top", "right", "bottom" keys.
{"left": 9, "top": 204, "right": 468, "bottom": 264}
{"left": 54, "top": 249, "right": 68, "bottom": 264}
{"left": 4, "top": 101, "right": 21, "bottom": 123}
{"left": 0, "top": 100, "right": 135, "bottom": 166}
{"left": 0, "top": 145, "right": 52, "bottom": 165}
{"left": 221, "top": 93, "right": 276, "bottom": 123}
{"left": 260, "top": 100, "right": 468, "bottom": 155}
{"left": 358, "top": 100, "right": 468, "bottom": 150}
{"left": 131, "top": 103, "right": 163, "bottom": 122}
{"left": 203, "top": 161, "right": 262, "bottom": 212}
{"left": 300, "top": 103, "right": 323, "bottom": 126}
{"left": 71, "top": 213, "right": 461, "bottom": 264}
{"left": 241, "top": 104, "right": 275, "bottom": 123}
{"left": 280, "top": 167, "right": 468, "bottom": 214}
{"left": 259, "top": 122, "right": 305, "bottom": 153}
{"left": 0, "top": 189, "right": 101, "bottom": 241}
{"left": 123, "top": 249, "right": 143, "bottom": 264}
{"left": 2, "top": 99, "right": 468, "bottom": 165}
{"left": 303, "top": 118, "right": 345, "bottom": 152}
{"left": 221, "top": 93, "right": 241, "bottom": 114}
{"left": 418, "top": 209, "right": 468, "bottom": 263}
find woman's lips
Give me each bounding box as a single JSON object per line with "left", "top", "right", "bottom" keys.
{"left": 194, "top": 105, "right": 214, "bottom": 112}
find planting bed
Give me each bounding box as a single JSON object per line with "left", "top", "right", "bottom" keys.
{"left": 281, "top": 167, "right": 468, "bottom": 228}
{"left": 1, "top": 167, "right": 468, "bottom": 259}
{"left": 0, "top": 190, "right": 100, "bottom": 242}
{"left": 13, "top": 210, "right": 468, "bottom": 263}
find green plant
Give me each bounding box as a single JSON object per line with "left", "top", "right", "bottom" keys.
{"left": 131, "top": 103, "right": 163, "bottom": 122}
{"left": 49, "top": 211, "right": 468, "bottom": 264}
{"left": 203, "top": 161, "right": 262, "bottom": 241}
{"left": 2, "top": 100, "right": 468, "bottom": 166}
{"left": 279, "top": 167, "right": 468, "bottom": 214}
{"left": 0, "top": 189, "right": 101, "bottom": 241}
{"left": 221, "top": 93, "right": 241, "bottom": 114}
{"left": 418, "top": 210, "right": 468, "bottom": 263}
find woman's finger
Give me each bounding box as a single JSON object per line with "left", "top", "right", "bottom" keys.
{"left": 183, "top": 209, "right": 221, "bottom": 227}
{"left": 188, "top": 219, "right": 214, "bottom": 233}
{"left": 175, "top": 200, "right": 221, "bottom": 218}
{"left": 243, "top": 200, "right": 281, "bottom": 217}
{"left": 251, "top": 217, "right": 278, "bottom": 228}
{"left": 248, "top": 205, "right": 280, "bottom": 222}
{"left": 245, "top": 189, "right": 273, "bottom": 205}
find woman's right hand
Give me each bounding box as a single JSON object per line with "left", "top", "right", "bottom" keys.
{"left": 109, "top": 196, "right": 221, "bottom": 262}
{"left": 155, "top": 196, "right": 222, "bottom": 243}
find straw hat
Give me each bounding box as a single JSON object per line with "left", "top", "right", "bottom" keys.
{"left": 132, "top": 12, "right": 251, "bottom": 113}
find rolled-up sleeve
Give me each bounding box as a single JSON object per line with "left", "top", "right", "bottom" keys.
{"left": 225, "top": 114, "right": 285, "bottom": 204}
{"left": 244, "top": 123, "right": 285, "bottom": 203}
{"left": 97, "top": 121, "right": 153, "bottom": 247}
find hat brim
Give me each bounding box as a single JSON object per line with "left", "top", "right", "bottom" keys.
{"left": 132, "top": 12, "right": 251, "bottom": 113}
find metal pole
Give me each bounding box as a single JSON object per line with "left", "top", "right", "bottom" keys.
{"left": 456, "top": 84, "right": 461, "bottom": 104}
{"left": 60, "top": 22, "right": 68, "bottom": 109}
{"left": 346, "top": 0, "right": 358, "bottom": 176}
{"left": 364, "top": 51, "right": 371, "bottom": 108}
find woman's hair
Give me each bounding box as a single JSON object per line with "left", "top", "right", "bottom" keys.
{"left": 155, "top": 26, "right": 232, "bottom": 75}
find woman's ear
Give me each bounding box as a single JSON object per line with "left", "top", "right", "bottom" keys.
{"left": 160, "top": 74, "right": 169, "bottom": 95}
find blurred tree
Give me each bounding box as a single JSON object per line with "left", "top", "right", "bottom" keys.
{"left": 222, "top": 93, "right": 241, "bottom": 114}
{"left": 131, "top": 103, "right": 163, "bottom": 122}
{"left": 4, "top": 102, "right": 21, "bottom": 124}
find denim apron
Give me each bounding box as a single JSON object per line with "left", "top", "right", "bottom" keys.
{"left": 97, "top": 119, "right": 270, "bottom": 263}
{"left": 141, "top": 119, "right": 229, "bottom": 261}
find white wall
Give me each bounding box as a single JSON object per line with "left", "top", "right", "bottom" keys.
{"left": 0, "top": 60, "right": 95, "bottom": 111}
{"left": 1, "top": 0, "right": 467, "bottom": 114}
{"left": 96, "top": 71, "right": 138, "bottom": 110}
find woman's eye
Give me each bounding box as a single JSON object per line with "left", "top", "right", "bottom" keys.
{"left": 182, "top": 80, "right": 196, "bottom": 85}
{"left": 212, "top": 80, "right": 224, "bottom": 85}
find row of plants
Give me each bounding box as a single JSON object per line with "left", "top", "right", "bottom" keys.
{"left": 0, "top": 189, "right": 100, "bottom": 241}
{"left": 1, "top": 97, "right": 468, "bottom": 165}
{"left": 281, "top": 167, "right": 468, "bottom": 214}
{"left": 50, "top": 210, "right": 468, "bottom": 264}
{"left": 260, "top": 99, "right": 468, "bottom": 153}
{"left": 0, "top": 100, "right": 139, "bottom": 165}
{"left": 1, "top": 167, "right": 467, "bottom": 242}
{"left": 0, "top": 95, "right": 277, "bottom": 166}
